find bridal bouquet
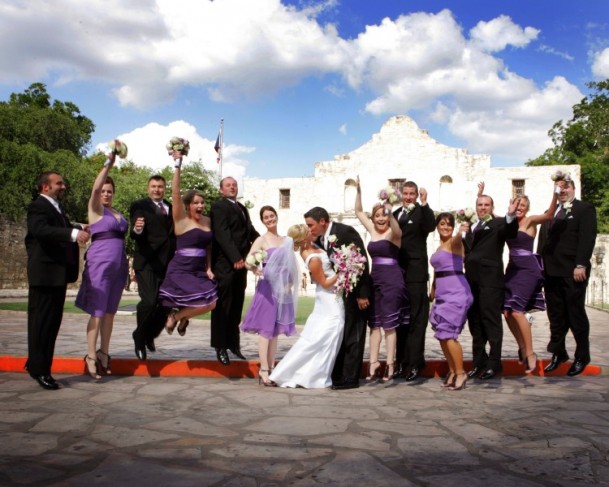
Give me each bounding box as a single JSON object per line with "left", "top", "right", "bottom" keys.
{"left": 378, "top": 186, "right": 400, "bottom": 205}
{"left": 108, "top": 139, "right": 128, "bottom": 159}
{"left": 246, "top": 249, "right": 268, "bottom": 268}
{"left": 330, "top": 243, "right": 367, "bottom": 297}
{"left": 456, "top": 207, "right": 477, "bottom": 224}
{"left": 550, "top": 170, "right": 571, "bottom": 182}
{"left": 166, "top": 136, "right": 190, "bottom": 156}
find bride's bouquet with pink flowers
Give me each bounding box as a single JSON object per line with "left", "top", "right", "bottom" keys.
{"left": 166, "top": 136, "right": 190, "bottom": 156}
{"left": 378, "top": 186, "right": 400, "bottom": 205}
{"left": 330, "top": 243, "right": 367, "bottom": 297}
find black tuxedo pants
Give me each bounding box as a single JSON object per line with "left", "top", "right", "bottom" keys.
{"left": 26, "top": 285, "right": 66, "bottom": 376}
{"left": 396, "top": 281, "right": 429, "bottom": 369}
{"left": 331, "top": 293, "right": 368, "bottom": 383}
{"left": 135, "top": 268, "right": 168, "bottom": 341}
{"left": 467, "top": 282, "right": 504, "bottom": 371}
{"left": 211, "top": 268, "right": 247, "bottom": 350}
{"left": 544, "top": 275, "right": 590, "bottom": 362}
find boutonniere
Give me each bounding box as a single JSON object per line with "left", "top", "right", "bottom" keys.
{"left": 327, "top": 235, "right": 338, "bottom": 247}
{"left": 405, "top": 203, "right": 415, "bottom": 212}
{"left": 563, "top": 201, "right": 573, "bottom": 214}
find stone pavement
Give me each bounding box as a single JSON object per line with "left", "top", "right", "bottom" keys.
{"left": 0, "top": 294, "right": 608, "bottom": 485}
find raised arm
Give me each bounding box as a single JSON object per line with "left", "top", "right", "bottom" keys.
{"left": 355, "top": 176, "right": 375, "bottom": 234}
{"left": 171, "top": 151, "right": 187, "bottom": 228}
{"left": 88, "top": 151, "right": 116, "bottom": 224}
{"left": 527, "top": 184, "right": 560, "bottom": 227}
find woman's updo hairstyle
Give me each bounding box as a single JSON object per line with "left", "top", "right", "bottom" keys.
{"left": 288, "top": 224, "right": 308, "bottom": 251}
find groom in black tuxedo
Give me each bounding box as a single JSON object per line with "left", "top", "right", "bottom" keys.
{"left": 538, "top": 179, "right": 597, "bottom": 376}
{"left": 463, "top": 194, "right": 518, "bottom": 380}
{"left": 210, "top": 177, "right": 259, "bottom": 365}
{"left": 305, "top": 206, "right": 371, "bottom": 390}
{"left": 129, "top": 175, "right": 175, "bottom": 360}
{"left": 25, "top": 171, "right": 89, "bottom": 389}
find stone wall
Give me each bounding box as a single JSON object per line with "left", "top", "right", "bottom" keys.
{"left": 0, "top": 215, "right": 28, "bottom": 289}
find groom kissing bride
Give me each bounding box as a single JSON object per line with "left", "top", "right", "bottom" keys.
{"left": 271, "top": 207, "right": 371, "bottom": 390}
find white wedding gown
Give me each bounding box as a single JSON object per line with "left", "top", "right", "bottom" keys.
{"left": 270, "top": 252, "right": 345, "bottom": 388}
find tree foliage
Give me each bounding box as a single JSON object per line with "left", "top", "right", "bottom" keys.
{"left": 527, "top": 79, "right": 609, "bottom": 232}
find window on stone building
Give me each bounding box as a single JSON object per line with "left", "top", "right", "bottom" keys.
{"left": 279, "top": 189, "right": 290, "bottom": 209}
{"left": 439, "top": 175, "right": 453, "bottom": 210}
{"left": 512, "top": 179, "right": 525, "bottom": 198}
{"left": 440, "top": 175, "right": 453, "bottom": 183}
{"left": 389, "top": 178, "right": 406, "bottom": 193}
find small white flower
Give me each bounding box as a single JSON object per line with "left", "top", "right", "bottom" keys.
{"left": 327, "top": 235, "right": 337, "bottom": 244}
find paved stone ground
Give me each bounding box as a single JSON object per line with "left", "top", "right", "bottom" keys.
{"left": 1, "top": 291, "right": 608, "bottom": 485}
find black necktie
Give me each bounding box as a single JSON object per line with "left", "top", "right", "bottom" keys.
{"left": 399, "top": 209, "right": 408, "bottom": 223}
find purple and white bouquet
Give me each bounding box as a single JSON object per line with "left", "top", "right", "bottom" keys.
{"left": 166, "top": 136, "right": 190, "bottom": 156}
{"left": 108, "top": 139, "right": 128, "bottom": 159}
{"left": 330, "top": 243, "right": 367, "bottom": 297}
{"left": 378, "top": 186, "right": 400, "bottom": 205}
{"left": 550, "top": 170, "right": 571, "bottom": 182}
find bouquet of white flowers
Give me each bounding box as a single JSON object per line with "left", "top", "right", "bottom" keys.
{"left": 166, "top": 136, "right": 190, "bottom": 156}
{"left": 246, "top": 249, "right": 268, "bottom": 268}
{"left": 378, "top": 186, "right": 400, "bottom": 205}
{"left": 550, "top": 170, "right": 571, "bottom": 182}
{"left": 456, "top": 207, "right": 477, "bottom": 224}
{"left": 108, "top": 139, "right": 128, "bottom": 159}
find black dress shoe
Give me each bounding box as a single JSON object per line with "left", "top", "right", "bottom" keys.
{"left": 479, "top": 369, "right": 497, "bottom": 380}
{"left": 146, "top": 339, "right": 156, "bottom": 353}
{"left": 467, "top": 366, "right": 481, "bottom": 378}
{"left": 331, "top": 379, "right": 359, "bottom": 390}
{"left": 31, "top": 374, "right": 59, "bottom": 390}
{"left": 216, "top": 348, "right": 230, "bottom": 366}
{"left": 132, "top": 331, "right": 147, "bottom": 361}
{"left": 392, "top": 363, "right": 404, "bottom": 379}
{"left": 544, "top": 353, "right": 569, "bottom": 373}
{"left": 405, "top": 366, "right": 423, "bottom": 382}
{"left": 567, "top": 359, "right": 589, "bottom": 377}
{"left": 229, "top": 348, "right": 247, "bottom": 360}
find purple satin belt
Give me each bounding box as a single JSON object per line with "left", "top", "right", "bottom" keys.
{"left": 372, "top": 257, "right": 398, "bottom": 266}
{"left": 435, "top": 270, "right": 464, "bottom": 278}
{"left": 176, "top": 248, "right": 206, "bottom": 257}
{"left": 510, "top": 248, "right": 543, "bottom": 270}
{"left": 91, "top": 230, "right": 125, "bottom": 242}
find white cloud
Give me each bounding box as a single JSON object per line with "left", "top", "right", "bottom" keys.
{"left": 94, "top": 120, "right": 255, "bottom": 176}
{"left": 538, "top": 44, "right": 574, "bottom": 61}
{"left": 592, "top": 47, "right": 609, "bottom": 77}
{"left": 339, "top": 123, "right": 347, "bottom": 135}
{"left": 469, "top": 15, "right": 539, "bottom": 52}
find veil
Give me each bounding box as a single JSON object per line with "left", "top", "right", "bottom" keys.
{"left": 263, "top": 236, "right": 299, "bottom": 325}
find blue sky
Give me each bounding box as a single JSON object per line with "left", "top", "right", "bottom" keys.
{"left": 1, "top": 0, "right": 608, "bottom": 181}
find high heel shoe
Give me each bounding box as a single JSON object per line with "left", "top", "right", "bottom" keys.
{"left": 382, "top": 362, "right": 395, "bottom": 383}
{"left": 448, "top": 372, "right": 467, "bottom": 391}
{"left": 84, "top": 355, "right": 101, "bottom": 380}
{"left": 525, "top": 353, "right": 538, "bottom": 374}
{"left": 165, "top": 311, "right": 177, "bottom": 335}
{"left": 366, "top": 361, "right": 382, "bottom": 381}
{"left": 517, "top": 348, "right": 524, "bottom": 365}
{"left": 177, "top": 318, "right": 190, "bottom": 337}
{"left": 258, "top": 369, "right": 277, "bottom": 387}
{"left": 96, "top": 349, "right": 112, "bottom": 375}
{"left": 441, "top": 372, "right": 456, "bottom": 388}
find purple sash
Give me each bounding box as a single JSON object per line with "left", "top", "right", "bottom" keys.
{"left": 176, "top": 248, "right": 206, "bottom": 258}
{"left": 372, "top": 257, "right": 398, "bottom": 266}
{"left": 510, "top": 248, "right": 543, "bottom": 271}
{"left": 91, "top": 230, "right": 125, "bottom": 242}
{"left": 435, "top": 270, "right": 464, "bottom": 278}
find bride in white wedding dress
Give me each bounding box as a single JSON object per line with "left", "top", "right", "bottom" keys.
{"left": 269, "top": 224, "right": 345, "bottom": 388}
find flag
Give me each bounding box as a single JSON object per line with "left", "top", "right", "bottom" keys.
{"left": 214, "top": 131, "right": 221, "bottom": 164}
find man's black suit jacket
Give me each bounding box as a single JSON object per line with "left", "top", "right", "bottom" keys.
{"left": 538, "top": 199, "right": 597, "bottom": 277}
{"left": 321, "top": 221, "right": 371, "bottom": 300}
{"left": 464, "top": 216, "right": 518, "bottom": 288}
{"left": 25, "top": 196, "right": 80, "bottom": 286}
{"left": 393, "top": 203, "right": 436, "bottom": 283}
{"left": 129, "top": 198, "right": 175, "bottom": 274}
{"left": 210, "top": 198, "right": 259, "bottom": 275}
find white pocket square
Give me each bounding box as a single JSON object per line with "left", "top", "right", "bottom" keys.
{"left": 567, "top": 215, "right": 574, "bottom": 219}
{"left": 407, "top": 220, "right": 413, "bottom": 224}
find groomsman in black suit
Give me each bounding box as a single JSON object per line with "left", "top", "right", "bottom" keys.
{"left": 25, "top": 171, "right": 89, "bottom": 389}
{"left": 538, "top": 178, "right": 597, "bottom": 376}
{"left": 210, "top": 177, "right": 259, "bottom": 365}
{"left": 304, "top": 206, "right": 371, "bottom": 390}
{"left": 463, "top": 193, "right": 519, "bottom": 380}
{"left": 129, "top": 175, "right": 175, "bottom": 360}
{"left": 393, "top": 181, "right": 435, "bottom": 381}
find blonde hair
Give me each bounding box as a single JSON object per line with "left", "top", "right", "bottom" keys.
{"left": 371, "top": 203, "right": 384, "bottom": 219}
{"left": 288, "top": 224, "right": 309, "bottom": 251}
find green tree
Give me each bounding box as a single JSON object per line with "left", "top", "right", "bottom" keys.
{"left": 527, "top": 79, "right": 609, "bottom": 232}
